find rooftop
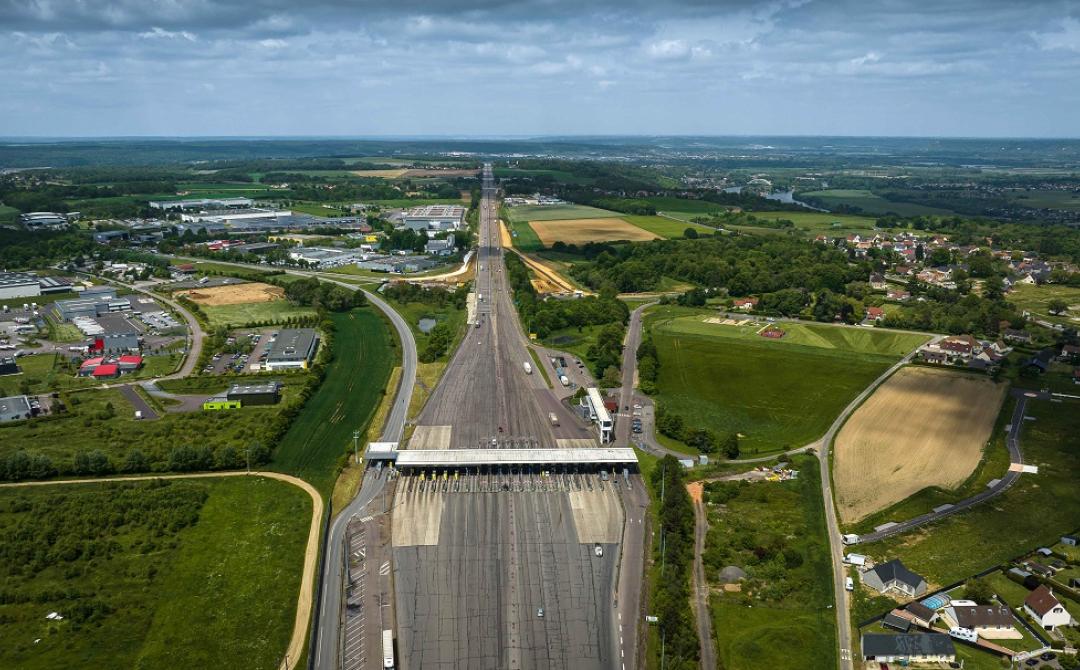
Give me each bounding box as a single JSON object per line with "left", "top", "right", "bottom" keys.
{"left": 861, "top": 633, "right": 955, "bottom": 658}
{"left": 267, "top": 328, "right": 318, "bottom": 363}
{"left": 0, "top": 395, "right": 32, "bottom": 419}
{"left": 392, "top": 448, "right": 638, "bottom": 467}
{"left": 228, "top": 381, "right": 283, "bottom": 396}
{"left": 0, "top": 271, "right": 39, "bottom": 288}
{"left": 404, "top": 204, "right": 466, "bottom": 219}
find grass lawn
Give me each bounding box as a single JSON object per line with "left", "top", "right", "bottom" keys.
{"left": 387, "top": 299, "right": 466, "bottom": 360}
{"left": 863, "top": 398, "right": 1080, "bottom": 585}
{"left": 5, "top": 352, "right": 181, "bottom": 395}
{"left": 507, "top": 218, "right": 545, "bottom": 252}
{"left": 799, "top": 189, "right": 957, "bottom": 217}
{"left": 269, "top": 308, "right": 394, "bottom": 493}
{"left": 646, "top": 308, "right": 925, "bottom": 455}
{"left": 620, "top": 215, "right": 714, "bottom": 239}
{"left": 744, "top": 211, "right": 879, "bottom": 234}
{"left": 0, "top": 204, "right": 20, "bottom": 224}
{"left": 0, "top": 476, "right": 309, "bottom": 669}
{"left": 200, "top": 299, "right": 317, "bottom": 328}
{"left": 1007, "top": 282, "right": 1080, "bottom": 325}
{"left": 705, "top": 454, "right": 837, "bottom": 669}
{"left": 541, "top": 324, "right": 605, "bottom": 362}
{"left": 1010, "top": 189, "right": 1080, "bottom": 211}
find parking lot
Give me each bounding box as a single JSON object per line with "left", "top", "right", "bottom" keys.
{"left": 202, "top": 329, "right": 274, "bottom": 375}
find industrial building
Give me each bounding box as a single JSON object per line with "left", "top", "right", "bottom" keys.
{"left": 288, "top": 247, "right": 360, "bottom": 268}
{"left": 0, "top": 271, "right": 42, "bottom": 300}
{"left": 0, "top": 395, "right": 33, "bottom": 422}
{"left": 425, "top": 233, "right": 457, "bottom": 256}
{"left": 0, "top": 356, "right": 20, "bottom": 376}
{"left": 20, "top": 212, "right": 70, "bottom": 230}
{"left": 149, "top": 197, "right": 254, "bottom": 210}
{"left": 226, "top": 381, "right": 282, "bottom": 405}
{"left": 402, "top": 205, "right": 466, "bottom": 237}
{"left": 180, "top": 208, "right": 292, "bottom": 225}
{"left": 38, "top": 276, "right": 73, "bottom": 294}
{"left": 53, "top": 289, "right": 128, "bottom": 322}
{"left": 264, "top": 329, "right": 319, "bottom": 370}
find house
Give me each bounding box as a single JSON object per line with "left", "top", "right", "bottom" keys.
{"left": 1003, "top": 328, "right": 1032, "bottom": 344}
{"left": 905, "top": 601, "right": 937, "bottom": 628}
{"left": 943, "top": 605, "right": 1019, "bottom": 640}
{"left": 883, "top": 612, "right": 912, "bottom": 632}
{"left": 869, "top": 273, "right": 887, "bottom": 290}
{"left": 861, "top": 633, "right": 955, "bottom": 663}
{"left": 732, "top": 297, "right": 759, "bottom": 311}
{"left": 887, "top": 289, "right": 910, "bottom": 302}
{"left": 1060, "top": 344, "right": 1080, "bottom": 361}
{"left": 866, "top": 306, "right": 885, "bottom": 321}
{"left": 1024, "top": 585, "right": 1072, "bottom": 631}
{"left": 862, "top": 559, "right": 928, "bottom": 598}
{"left": 1062, "top": 535, "right": 1079, "bottom": 547}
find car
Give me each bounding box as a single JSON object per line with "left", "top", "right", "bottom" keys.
{"left": 1040, "top": 652, "right": 1056, "bottom": 661}
{"left": 594, "top": 544, "right": 603, "bottom": 557}
{"left": 1024, "top": 659, "right": 1039, "bottom": 667}
{"left": 633, "top": 404, "right": 642, "bottom": 409}
{"left": 536, "top": 608, "right": 544, "bottom": 618}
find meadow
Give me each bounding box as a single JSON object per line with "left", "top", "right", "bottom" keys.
{"left": 200, "top": 299, "right": 317, "bottom": 328}
{"left": 620, "top": 215, "right": 715, "bottom": 239}
{"left": 647, "top": 308, "right": 926, "bottom": 455}
{"left": 704, "top": 455, "right": 837, "bottom": 669}
{"left": 269, "top": 308, "right": 394, "bottom": 493}
{"left": 1006, "top": 282, "right": 1080, "bottom": 325}
{"left": 505, "top": 203, "right": 617, "bottom": 222}
{"left": 863, "top": 398, "right": 1080, "bottom": 585}
{"left": 798, "top": 189, "right": 957, "bottom": 216}
{"left": 0, "top": 477, "right": 309, "bottom": 669}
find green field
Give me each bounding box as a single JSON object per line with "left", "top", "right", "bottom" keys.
{"left": 799, "top": 189, "right": 956, "bottom": 216}
{"left": 647, "top": 308, "right": 926, "bottom": 455}
{"left": 1009, "top": 188, "right": 1080, "bottom": 210}
{"left": 269, "top": 308, "right": 394, "bottom": 493}
{"left": 864, "top": 398, "right": 1080, "bottom": 585}
{"left": 505, "top": 203, "right": 617, "bottom": 222}
{"left": 0, "top": 204, "right": 20, "bottom": 224}
{"left": 620, "top": 215, "right": 714, "bottom": 239}
{"left": 389, "top": 300, "right": 466, "bottom": 358}
{"left": 706, "top": 455, "right": 837, "bottom": 669}
{"left": 1006, "top": 282, "right": 1080, "bottom": 325}
{"left": 0, "top": 477, "right": 309, "bottom": 669}
{"left": 200, "top": 299, "right": 317, "bottom": 328}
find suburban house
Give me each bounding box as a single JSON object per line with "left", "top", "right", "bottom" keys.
{"left": 1003, "top": 328, "right": 1033, "bottom": 344}
{"left": 732, "top": 297, "right": 759, "bottom": 311}
{"left": 861, "top": 633, "right": 956, "bottom": 663}
{"left": 887, "top": 289, "right": 911, "bottom": 302}
{"left": 1024, "top": 585, "right": 1072, "bottom": 631}
{"left": 866, "top": 306, "right": 885, "bottom": 322}
{"left": 942, "top": 605, "right": 1020, "bottom": 639}
{"left": 905, "top": 602, "right": 937, "bottom": 628}
{"left": 919, "top": 335, "right": 1003, "bottom": 370}
{"left": 862, "top": 559, "right": 928, "bottom": 598}
{"left": 1062, "top": 535, "right": 1079, "bottom": 547}
{"left": 869, "top": 273, "right": 887, "bottom": 290}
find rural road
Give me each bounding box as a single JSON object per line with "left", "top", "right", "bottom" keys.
{"left": 0, "top": 470, "right": 323, "bottom": 670}
{"left": 690, "top": 489, "right": 718, "bottom": 670}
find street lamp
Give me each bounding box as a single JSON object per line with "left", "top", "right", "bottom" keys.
{"left": 353, "top": 429, "right": 361, "bottom": 464}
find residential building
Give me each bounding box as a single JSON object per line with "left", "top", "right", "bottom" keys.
{"left": 943, "top": 605, "right": 1019, "bottom": 639}
{"left": 869, "top": 273, "right": 887, "bottom": 290}
{"left": 732, "top": 296, "right": 759, "bottom": 311}
{"left": 862, "top": 559, "right": 928, "bottom": 598}
{"left": 861, "top": 633, "right": 955, "bottom": 663}
{"left": 1024, "top": 585, "right": 1072, "bottom": 631}
{"left": 866, "top": 306, "right": 885, "bottom": 321}
{"left": 264, "top": 329, "right": 319, "bottom": 370}
{"left": 905, "top": 602, "right": 937, "bottom": 628}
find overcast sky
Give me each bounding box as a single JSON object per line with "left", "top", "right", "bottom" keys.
{"left": 1, "top": 0, "right": 1079, "bottom": 137}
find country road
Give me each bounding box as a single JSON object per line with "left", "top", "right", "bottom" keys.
{"left": 0, "top": 470, "right": 323, "bottom": 670}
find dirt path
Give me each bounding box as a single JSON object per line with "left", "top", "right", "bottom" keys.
{"left": 0, "top": 470, "right": 322, "bottom": 670}
{"left": 688, "top": 484, "right": 717, "bottom": 669}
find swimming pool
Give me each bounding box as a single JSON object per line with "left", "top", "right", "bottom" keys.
{"left": 921, "top": 593, "right": 951, "bottom": 610}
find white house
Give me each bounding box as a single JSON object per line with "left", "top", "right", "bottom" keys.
{"left": 1024, "top": 585, "right": 1072, "bottom": 631}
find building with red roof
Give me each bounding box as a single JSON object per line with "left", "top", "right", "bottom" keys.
{"left": 92, "top": 364, "right": 120, "bottom": 379}
{"left": 79, "top": 357, "right": 104, "bottom": 376}
{"left": 117, "top": 355, "right": 143, "bottom": 371}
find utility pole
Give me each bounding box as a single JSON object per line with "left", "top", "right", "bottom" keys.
{"left": 353, "top": 429, "right": 361, "bottom": 464}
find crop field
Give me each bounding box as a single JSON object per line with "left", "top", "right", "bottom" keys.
{"left": 0, "top": 477, "right": 309, "bottom": 669}
{"left": 705, "top": 455, "right": 836, "bottom": 669}
{"left": 864, "top": 398, "right": 1080, "bottom": 585}
{"left": 269, "top": 308, "right": 394, "bottom": 493}
{"left": 799, "top": 189, "right": 956, "bottom": 216}
{"left": 620, "top": 215, "right": 714, "bottom": 239}
{"left": 1009, "top": 188, "right": 1080, "bottom": 210}
{"left": 351, "top": 168, "right": 408, "bottom": 178}
{"left": 200, "top": 300, "right": 317, "bottom": 328}
{"left": 177, "top": 281, "right": 284, "bottom": 306}
{"left": 530, "top": 217, "right": 662, "bottom": 246}
{"left": 834, "top": 367, "right": 1008, "bottom": 523}
{"left": 505, "top": 203, "right": 617, "bottom": 222}
{"left": 647, "top": 309, "right": 925, "bottom": 455}
{"left": 1007, "top": 282, "right": 1080, "bottom": 324}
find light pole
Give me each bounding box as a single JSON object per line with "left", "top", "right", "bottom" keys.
{"left": 353, "top": 429, "right": 361, "bottom": 464}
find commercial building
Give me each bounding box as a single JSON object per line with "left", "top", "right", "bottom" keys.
{"left": 402, "top": 205, "right": 466, "bottom": 237}
{"left": 264, "top": 329, "right": 319, "bottom": 370}
{"left": 226, "top": 381, "right": 282, "bottom": 406}
{"left": 20, "top": 212, "right": 69, "bottom": 230}
{"left": 288, "top": 247, "right": 360, "bottom": 268}
{"left": 425, "top": 233, "right": 457, "bottom": 256}
{"left": 0, "top": 395, "right": 33, "bottom": 422}
{"left": 53, "top": 290, "right": 129, "bottom": 322}
{"left": 180, "top": 208, "right": 292, "bottom": 225}
{"left": 88, "top": 333, "right": 141, "bottom": 355}
{"left": 0, "top": 271, "right": 42, "bottom": 300}
{"left": 149, "top": 197, "right": 254, "bottom": 210}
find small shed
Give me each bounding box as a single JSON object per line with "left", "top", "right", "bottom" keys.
{"left": 719, "top": 566, "right": 747, "bottom": 584}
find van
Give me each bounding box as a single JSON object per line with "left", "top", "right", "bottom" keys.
{"left": 845, "top": 577, "right": 854, "bottom": 591}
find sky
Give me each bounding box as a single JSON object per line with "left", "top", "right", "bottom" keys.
{"left": 1, "top": 0, "right": 1079, "bottom": 137}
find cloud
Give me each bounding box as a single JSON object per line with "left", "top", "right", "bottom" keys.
{"left": 646, "top": 39, "right": 690, "bottom": 60}
{"left": 1032, "top": 17, "right": 1080, "bottom": 52}
{"left": 139, "top": 26, "right": 196, "bottom": 41}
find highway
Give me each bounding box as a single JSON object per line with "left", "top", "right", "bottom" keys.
{"left": 390, "top": 165, "right": 632, "bottom": 670}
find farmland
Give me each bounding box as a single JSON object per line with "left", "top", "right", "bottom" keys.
{"left": 646, "top": 308, "right": 927, "bottom": 455}
{"left": 798, "top": 189, "right": 957, "bottom": 216}
{"left": 704, "top": 455, "right": 837, "bottom": 669}
{"left": 834, "top": 366, "right": 1008, "bottom": 523}
{"left": 863, "top": 398, "right": 1080, "bottom": 585}
{"left": 505, "top": 203, "right": 617, "bottom": 222}
{"left": 620, "top": 215, "right": 715, "bottom": 239}
{"left": 529, "top": 217, "right": 661, "bottom": 247}
{"left": 199, "top": 300, "right": 317, "bottom": 328}
{"left": 0, "top": 477, "right": 309, "bottom": 669}
{"left": 269, "top": 308, "right": 394, "bottom": 493}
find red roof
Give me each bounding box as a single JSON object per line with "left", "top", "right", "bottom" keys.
{"left": 80, "top": 357, "right": 104, "bottom": 369}
{"left": 118, "top": 355, "right": 143, "bottom": 365}
{"left": 92, "top": 364, "right": 119, "bottom": 377}
{"left": 867, "top": 307, "right": 885, "bottom": 318}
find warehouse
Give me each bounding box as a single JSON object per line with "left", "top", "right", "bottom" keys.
{"left": 38, "top": 276, "right": 73, "bottom": 294}
{"left": 226, "top": 381, "right": 282, "bottom": 406}
{"left": 149, "top": 197, "right": 253, "bottom": 210}
{"left": 402, "top": 205, "right": 466, "bottom": 237}
{"left": 20, "top": 212, "right": 69, "bottom": 230}
{"left": 0, "top": 271, "right": 42, "bottom": 300}
{"left": 0, "top": 395, "right": 33, "bottom": 422}
{"left": 265, "top": 329, "right": 319, "bottom": 369}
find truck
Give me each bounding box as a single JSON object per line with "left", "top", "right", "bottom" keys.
{"left": 841, "top": 534, "right": 860, "bottom": 545}
{"left": 559, "top": 375, "right": 569, "bottom": 387}
{"left": 523, "top": 361, "right": 533, "bottom": 375}
{"left": 548, "top": 412, "right": 559, "bottom": 426}
{"left": 383, "top": 629, "right": 395, "bottom": 669}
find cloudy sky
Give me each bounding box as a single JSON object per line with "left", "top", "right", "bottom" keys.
{"left": 1, "top": 0, "right": 1079, "bottom": 137}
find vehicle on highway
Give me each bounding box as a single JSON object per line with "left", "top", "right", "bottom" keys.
{"left": 383, "top": 629, "right": 395, "bottom": 669}
{"left": 523, "top": 361, "right": 532, "bottom": 374}
{"left": 559, "top": 375, "right": 569, "bottom": 387}
{"left": 845, "top": 577, "right": 854, "bottom": 591}
{"left": 594, "top": 544, "right": 603, "bottom": 557}
{"left": 549, "top": 412, "right": 559, "bottom": 426}
{"left": 536, "top": 608, "right": 544, "bottom": 618}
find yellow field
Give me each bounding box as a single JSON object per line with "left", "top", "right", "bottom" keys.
{"left": 177, "top": 281, "right": 285, "bottom": 306}
{"left": 529, "top": 217, "right": 661, "bottom": 246}
{"left": 834, "top": 366, "right": 1008, "bottom": 523}
{"left": 351, "top": 168, "right": 408, "bottom": 178}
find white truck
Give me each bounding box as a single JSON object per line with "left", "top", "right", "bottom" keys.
{"left": 523, "top": 361, "right": 533, "bottom": 375}
{"left": 549, "top": 412, "right": 559, "bottom": 426}
{"left": 383, "top": 629, "right": 395, "bottom": 669}
{"left": 559, "top": 375, "right": 569, "bottom": 387}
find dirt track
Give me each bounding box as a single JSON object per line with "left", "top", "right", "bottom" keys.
{"left": 0, "top": 470, "right": 323, "bottom": 670}
{"left": 530, "top": 217, "right": 661, "bottom": 246}
{"left": 833, "top": 366, "right": 1007, "bottom": 523}
{"left": 178, "top": 282, "right": 285, "bottom": 306}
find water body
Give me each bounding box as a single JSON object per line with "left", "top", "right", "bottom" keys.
{"left": 724, "top": 186, "right": 829, "bottom": 212}
{"left": 418, "top": 318, "right": 437, "bottom": 333}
